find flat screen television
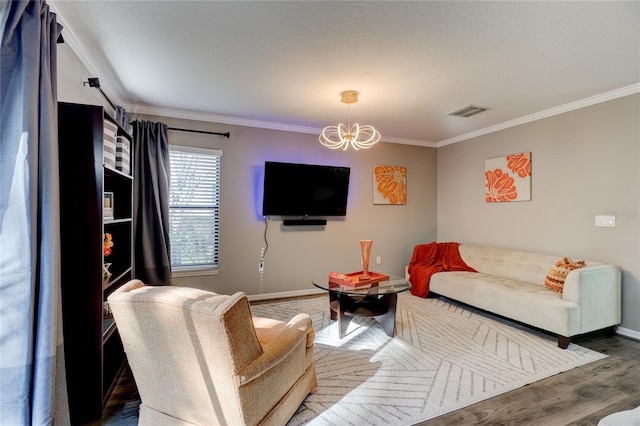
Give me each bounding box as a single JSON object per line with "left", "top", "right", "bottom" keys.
{"left": 262, "top": 161, "right": 350, "bottom": 217}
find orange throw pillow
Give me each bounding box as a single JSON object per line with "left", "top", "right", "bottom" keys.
{"left": 544, "top": 257, "right": 586, "bottom": 294}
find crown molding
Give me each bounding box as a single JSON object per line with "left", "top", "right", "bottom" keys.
{"left": 131, "top": 104, "right": 323, "bottom": 135}
{"left": 51, "top": 1, "right": 127, "bottom": 107}
{"left": 437, "top": 83, "right": 640, "bottom": 147}
{"left": 104, "top": 82, "right": 640, "bottom": 149}
{"left": 382, "top": 136, "right": 438, "bottom": 148}
{"left": 54, "top": 0, "right": 637, "bottom": 150}
{"left": 132, "top": 104, "right": 439, "bottom": 148}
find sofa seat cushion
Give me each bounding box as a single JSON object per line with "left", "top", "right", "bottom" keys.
{"left": 430, "top": 271, "right": 581, "bottom": 337}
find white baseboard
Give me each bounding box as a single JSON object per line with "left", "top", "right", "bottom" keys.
{"left": 248, "top": 288, "right": 324, "bottom": 302}
{"left": 616, "top": 326, "right": 640, "bottom": 341}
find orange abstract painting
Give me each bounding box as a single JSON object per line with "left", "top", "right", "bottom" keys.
{"left": 485, "top": 152, "right": 531, "bottom": 202}
{"left": 373, "top": 165, "right": 406, "bottom": 205}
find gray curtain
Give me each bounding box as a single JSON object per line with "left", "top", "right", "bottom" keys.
{"left": 132, "top": 120, "right": 172, "bottom": 285}
{"left": 0, "top": 1, "right": 70, "bottom": 424}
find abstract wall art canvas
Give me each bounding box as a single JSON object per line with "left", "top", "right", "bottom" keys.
{"left": 373, "top": 165, "right": 406, "bottom": 205}
{"left": 485, "top": 152, "right": 531, "bottom": 202}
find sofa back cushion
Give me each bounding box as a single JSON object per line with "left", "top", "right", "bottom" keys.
{"left": 458, "top": 245, "right": 596, "bottom": 286}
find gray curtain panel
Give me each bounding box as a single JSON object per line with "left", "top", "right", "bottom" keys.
{"left": 115, "top": 105, "right": 130, "bottom": 130}
{"left": 132, "top": 120, "right": 172, "bottom": 285}
{"left": 0, "top": 0, "right": 70, "bottom": 424}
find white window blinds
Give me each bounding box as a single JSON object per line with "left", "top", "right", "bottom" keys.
{"left": 168, "top": 146, "right": 222, "bottom": 270}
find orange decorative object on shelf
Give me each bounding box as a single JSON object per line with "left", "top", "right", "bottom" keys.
{"left": 328, "top": 271, "right": 390, "bottom": 287}
{"left": 103, "top": 233, "right": 114, "bottom": 257}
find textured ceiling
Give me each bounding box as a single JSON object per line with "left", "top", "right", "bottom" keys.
{"left": 51, "top": 1, "right": 640, "bottom": 147}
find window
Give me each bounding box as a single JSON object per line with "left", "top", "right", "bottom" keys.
{"left": 168, "top": 146, "right": 222, "bottom": 275}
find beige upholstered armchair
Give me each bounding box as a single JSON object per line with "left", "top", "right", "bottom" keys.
{"left": 107, "top": 280, "right": 317, "bottom": 425}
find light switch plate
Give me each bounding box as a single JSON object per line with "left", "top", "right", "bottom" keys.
{"left": 595, "top": 215, "right": 615, "bottom": 227}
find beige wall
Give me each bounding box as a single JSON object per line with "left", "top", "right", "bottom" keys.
{"left": 437, "top": 94, "right": 640, "bottom": 334}
{"left": 58, "top": 40, "right": 639, "bottom": 335}
{"left": 57, "top": 43, "right": 112, "bottom": 110}
{"left": 57, "top": 43, "right": 438, "bottom": 297}
{"left": 137, "top": 115, "right": 437, "bottom": 296}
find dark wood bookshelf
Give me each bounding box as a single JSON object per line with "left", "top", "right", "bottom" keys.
{"left": 58, "top": 102, "right": 133, "bottom": 425}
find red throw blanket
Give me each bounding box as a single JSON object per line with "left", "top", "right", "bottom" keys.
{"left": 408, "top": 242, "right": 477, "bottom": 297}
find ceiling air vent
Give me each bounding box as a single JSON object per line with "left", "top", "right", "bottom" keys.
{"left": 448, "top": 105, "right": 490, "bottom": 118}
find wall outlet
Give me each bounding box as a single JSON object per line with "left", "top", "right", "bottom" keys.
{"left": 595, "top": 215, "right": 616, "bottom": 227}
{"left": 376, "top": 256, "right": 381, "bottom": 265}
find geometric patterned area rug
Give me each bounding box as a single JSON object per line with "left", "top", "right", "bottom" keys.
{"left": 250, "top": 293, "right": 607, "bottom": 425}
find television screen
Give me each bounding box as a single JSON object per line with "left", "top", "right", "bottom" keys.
{"left": 262, "top": 161, "right": 350, "bottom": 217}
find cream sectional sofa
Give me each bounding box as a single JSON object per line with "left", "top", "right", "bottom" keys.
{"left": 407, "top": 245, "right": 621, "bottom": 348}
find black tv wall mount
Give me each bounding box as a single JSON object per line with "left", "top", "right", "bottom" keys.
{"left": 283, "top": 219, "right": 327, "bottom": 226}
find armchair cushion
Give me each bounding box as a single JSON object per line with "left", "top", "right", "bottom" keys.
{"left": 108, "top": 280, "right": 317, "bottom": 426}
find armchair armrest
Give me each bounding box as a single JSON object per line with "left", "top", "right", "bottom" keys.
{"left": 562, "top": 264, "right": 621, "bottom": 333}
{"left": 237, "top": 314, "right": 312, "bottom": 385}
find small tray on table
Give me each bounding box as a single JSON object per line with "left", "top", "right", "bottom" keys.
{"left": 328, "top": 271, "right": 390, "bottom": 287}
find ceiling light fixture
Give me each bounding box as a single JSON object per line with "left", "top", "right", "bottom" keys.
{"left": 320, "top": 91, "right": 380, "bottom": 150}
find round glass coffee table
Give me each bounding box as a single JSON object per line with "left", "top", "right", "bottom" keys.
{"left": 312, "top": 273, "right": 411, "bottom": 338}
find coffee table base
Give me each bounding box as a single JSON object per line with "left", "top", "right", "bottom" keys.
{"left": 329, "top": 291, "right": 398, "bottom": 338}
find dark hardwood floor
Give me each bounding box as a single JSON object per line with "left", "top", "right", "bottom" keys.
{"left": 88, "top": 331, "right": 639, "bottom": 426}
{"left": 419, "top": 333, "right": 640, "bottom": 426}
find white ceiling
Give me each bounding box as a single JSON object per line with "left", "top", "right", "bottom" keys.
{"left": 51, "top": 1, "right": 640, "bottom": 147}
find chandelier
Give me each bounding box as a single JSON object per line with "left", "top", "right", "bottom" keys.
{"left": 319, "top": 91, "right": 381, "bottom": 150}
